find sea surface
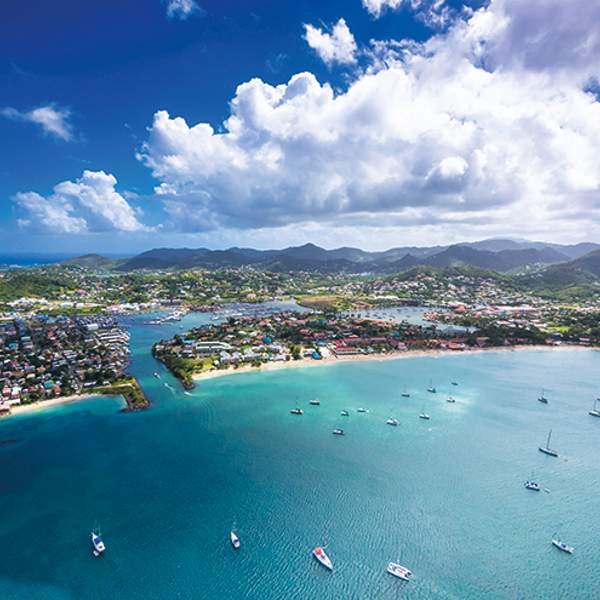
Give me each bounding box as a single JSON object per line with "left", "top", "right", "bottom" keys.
{"left": 1, "top": 307, "right": 600, "bottom": 599}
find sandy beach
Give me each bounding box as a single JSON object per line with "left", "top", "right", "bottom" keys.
{"left": 4, "top": 392, "right": 126, "bottom": 418}
{"left": 192, "top": 344, "right": 591, "bottom": 384}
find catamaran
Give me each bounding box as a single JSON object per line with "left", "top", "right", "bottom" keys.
{"left": 589, "top": 399, "right": 600, "bottom": 417}
{"left": 538, "top": 389, "right": 548, "bottom": 404}
{"left": 91, "top": 528, "right": 105, "bottom": 557}
{"left": 538, "top": 429, "right": 558, "bottom": 457}
{"left": 386, "top": 417, "right": 399, "bottom": 426}
{"left": 386, "top": 562, "right": 412, "bottom": 581}
{"left": 552, "top": 538, "right": 574, "bottom": 554}
{"left": 312, "top": 546, "right": 333, "bottom": 570}
{"left": 290, "top": 407, "right": 303, "bottom": 415}
{"left": 230, "top": 530, "right": 241, "bottom": 549}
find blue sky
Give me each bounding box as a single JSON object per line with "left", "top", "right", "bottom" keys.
{"left": 1, "top": 0, "right": 599, "bottom": 254}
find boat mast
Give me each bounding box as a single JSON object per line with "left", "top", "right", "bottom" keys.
{"left": 547, "top": 429, "right": 552, "bottom": 448}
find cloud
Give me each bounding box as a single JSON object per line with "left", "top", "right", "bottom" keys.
{"left": 138, "top": 0, "right": 600, "bottom": 241}
{"left": 165, "top": 0, "right": 202, "bottom": 20}
{"left": 362, "top": 0, "right": 405, "bottom": 18}
{"left": 303, "top": 18, "right": 357, "bottom": 66}
{"left": 1, "top": 104, "right": 74, "bottom": 141}
{"left": 14, "top": 171, "right": 150, "bottom": 234}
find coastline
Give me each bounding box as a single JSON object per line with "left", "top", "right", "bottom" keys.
{"left": 192, "top": 344, "right": 593, "bottom": 384}
{"left": 5, "top": 392, "right": 125, "bottom": 418}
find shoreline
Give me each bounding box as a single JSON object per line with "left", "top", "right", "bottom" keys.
{"left": 192, "top": 344, "right": 593, "bottom": 384}
{"left": 5, "top": 392, "right": 126, "bottom": 418}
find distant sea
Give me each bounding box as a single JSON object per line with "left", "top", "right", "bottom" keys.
{"left": 0, "top": 307, "right": 599, "bottom": 599}
{"left": 0, "top": 255, "right": 71, "bottom": 268}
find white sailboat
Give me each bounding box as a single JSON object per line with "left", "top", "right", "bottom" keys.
{"left": 589, "top": 398, "right": 600, "bottom": 417}
{"left": 427, "top": 380, "right": 436, "bottom": 393}
{"left": 312, "top": 546, "right": 333, "bottom": 570}
{"left": 537, "top": 389, "right": 548, "bottom": 404}
{"left": 230, "top": 530, "right": 241, "bottom": 549}
{"left": 91, "top": 527, "right": 105, "bottom": 557}
{"left": 538, "top": 429, "right": 558, "bottom": 457}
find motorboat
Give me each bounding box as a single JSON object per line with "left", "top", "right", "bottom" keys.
{"left": 309, "top": 399, "right": 321, "bottom": 405}
{"left": 552, "top": 539, "right": 574, "bottom": 554}
{"left": 91, "top": 529, "right": 105, "bottom": 557}
{"left": 451, "top": 381, "right": 458, "bottom": 386}
{"left": 357, "top": 408, "right": 367, "bottom": 413}
{"left": 419, "top": 412, "right": 430, "bottom": 420}
{"left": 153, "top": 372, "right": 160, "bottom": 378}
{"left": 524, "top": 480, "right": 541, "bottom": 491}
{"left": 230, "top": 531, "right": 241, "bottom": 549}
{"left": 290, "top": 408, "right": 304, "bottom": 415}
{"left": 332, "top": 428, "right": 345, "bottom": 435}
{"left": 446, "top": 396, "right": 456, "bottom": 403}
{"left": 386, "top": 417, "right": 399, "bottom": 426}
{"left": 312, "top": 546, "right": 333, "bottom": 570}
{"left": 386, "top": 562, "right": 412, "bottom": 581}
{"left": 340, "top": 410, "right": 349, "bottom": 416}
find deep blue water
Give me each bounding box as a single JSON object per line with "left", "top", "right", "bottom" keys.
{"left": 1, "top": 309, "right": 599, "bottom": 599}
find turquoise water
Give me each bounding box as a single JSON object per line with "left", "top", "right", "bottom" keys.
{"left": 1, "top": 311, "right": 600, "bottom": 599}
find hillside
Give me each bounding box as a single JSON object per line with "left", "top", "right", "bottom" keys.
{"left": 61, "top": 254, "right": 122, "bottom": 270}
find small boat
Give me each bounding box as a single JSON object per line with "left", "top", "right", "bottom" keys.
{"left": 552, "top": 538, "right": 574, "bottom": 554}
{"left": 153, "top": 372, "right": 160, "bottom": 378}
{"left": 524, "top": 473, "right": 541, "bottom": 491}
{"left": 357, "top": 408, "right": 367, "bottom": 413}
{"left": 446, "top": 396, "right": 456, "bottom": 403}
{"left": 589, "top": 398, "right": 600, "bottom": 417}
{"left": 91, "top": 528, "right": 105, "bottom": 557}
{"left": 538, "top": 389, "right": 548, "bottom": 404}
{"left": 401, "top": 387, "right": 410, "bottom": 398}
{"left": 312, "top": 546, "right": 333, "bottom": 570}
{"left": 451, "top": 381, "right": 458, "bottom": 386}
{"left": 386, "top": 417, "right": 399, "bottom": 426}
{"left": 419, "top": 409, "right": 430, "bottom": 420}
{"left": 290, "top": 408, "right": 304, "bottom": 415}
{"left": 538, "top": 429, "right": 558, "bottom": 457}
{"left": 309, "top": 399, "right": 321, "bottom": 405}
{"left": 332, "top": 428, "right": 345, "bottom": 435}
{"left": 340, "top": 410, "right": 349, "bottom": 416}
{"left": 427, "top": 381, "right": 436, "bottom": 393}
{"left": 386, "top": 561, "right": 412, "bottom": 581}
{"left": 230, "top": 530, "right": 241, "bottom": 549}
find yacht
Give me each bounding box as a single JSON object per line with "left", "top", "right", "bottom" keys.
{"left": 230, "top": 530, "right": 241, "bottom": 549}
{"left": 386, "top": 562, "right": 412, "bottom": 581}
{"left": 332, "top": 428, "right": 345, "bottom": 435}
{"left": 538, "top": 429, "right": 558, "bottom": 457}
{"left": 446, "top": 396, "right": 456, "bottom": 403}
{"left": 312, "top": 546, "right": 333, "bottom": 570}
{"left": 340, "top": 410, "right": 349, "bottom": 416}
{"left": 386, "top": 417, "right": 399, "bottom": 426}
{"left": 552, "top": 538, "right": 574, "bottom": 554}
{"left": 91, "top": 528, "right": 105, "bottom": 557}
{"left": 290, "top": 408, "right": 304, "bottom": 415}
{"left": 589, "top": 398, "right": 600, "bottom": 417}
{"left": 538, "top": 389, "right": 548, "bottom": 404}
{"left": 309, "top": 399, "right": 321, "bottom": 405}
{"left": 419, "top": 409, "right": 430, "bottom": 420}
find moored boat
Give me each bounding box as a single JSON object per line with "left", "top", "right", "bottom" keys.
{"left": 332, "top": 428, "right": 345, "bottom": 435}
{"left": 386, "top": 561, "right": 412, "bottom": 581}
{"left": 552, "top": 538, "right": 574, "bottom": 554}
{"left": 386, "top": 417, "right": 399, "bottom": 426}
{"left": 309, "top": 399, "right": 321, "bottom": 405}
{"left": 340, "top": 410, "right": 349, "bottom": 416}
{"left": 538, "top": 389, "right": 548, "bottom": 404}
{"left": 312, "top": 546, "right": 333, "bottom": 570}
{"left": 427, "top": 381, "right": 436, "bottom": 393}
{"left": 589, "top": 399, "right": 600, "bottom": 417}
{"left": 290, "top": 408, "right": 303, "bottom": 415}
{"left": 538, "top": 429, "right": 558, "bottom": 457}
{"left": 419, "top": 410, "right": 430, "bottom": 420}
{"left": 357, "top": 407, "right": 367, "bottom": 413}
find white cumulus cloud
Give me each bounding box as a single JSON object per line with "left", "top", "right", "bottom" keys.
{"left": 362, "top": 0, "right": 405, "bottom": 18}
{"left": 165, "top": 0, "right": 201, "bottom": 20}
{"left": 1, "top": 104, "right": 74, "bottom": 141}
{"left": 137, "top": 0, "right": 600, "bottom": 242}
{"left": 303, "top": 18, "right": 357, "bottom": 66}
{"left": 14, "top": 171, "right": 149, "bottom": 234}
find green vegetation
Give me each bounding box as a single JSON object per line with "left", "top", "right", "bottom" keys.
{"left": 90, "top": 377, "right": 150, "bottom": 411}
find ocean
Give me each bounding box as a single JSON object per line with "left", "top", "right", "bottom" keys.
{"left": 1, "top": 309, "right": 599, "bottom": 599}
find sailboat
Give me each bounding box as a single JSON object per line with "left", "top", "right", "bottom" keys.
{"left": 401, "top": 387, "right": 410, "bottom": 398}
{"left": 427, "top": 380, "right": 436, "bottom": 393}
{"left": 538, "top": 429, "right": 558, "bottom": 457}
{"left": 419, "top": 406, "right": 430, "bottom": 420}
{"left": 589, "top": 398, "right": 600, "bottom": 417}
{"left": 537, "top": 389, "right": 548, "bottom": 404}
{"left": 312, "top": 546, "right": 333, "bottom": 570}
